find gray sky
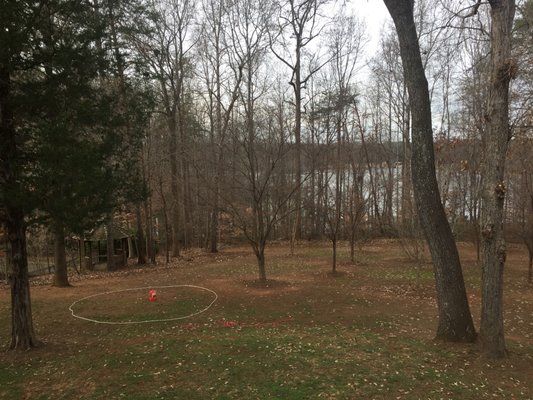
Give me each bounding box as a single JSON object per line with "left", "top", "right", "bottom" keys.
{"left": 351, "top": 0, "right": 391, "bottom": 50}
{"left": 346, "top": 1, "right": 392, "bottom": 83}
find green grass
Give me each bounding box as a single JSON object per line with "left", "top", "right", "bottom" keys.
{"left": 71, "top": 287, "right": 216, "bottom": 323}
{"left": 0, "top": 366, "right": 25, "bottom": 400}
{"left": 366, "top": 267, "right": 434, "bottom": 282}
{"left": 1, "top": 241, "right": 532, "bottom": 399}
{"left": 7, "top": 326, "right": 500, "bottom": 399}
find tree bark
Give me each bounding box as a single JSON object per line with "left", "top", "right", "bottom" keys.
{"left": 255, "top": 245, "right": 267, "bottom": 282}
{"left": 1, "top": 65, "right": 39, "bottom": 349}
{"left": 527, "top": 249, "right": 533, "bottom": 284}
{"left": 479, "top": 0, "right": 516, "bottom": 358}
{"left": 7, "top": 210, "right": 39, "bottom": 349}
{"left": 79, "top": 238, "right": 86, "bottom": 274}
{"left": 145, "top": 198, "right": 156, "bottom": 264}
{"left": 159, "top": 175, "right": 170, "bottom": 264}
{"left": 293, "top": 56, "right": 302, "bottom": 241}
{"left": 384, "top": 0, "right": 476, "bottom": 342}
{"left": 106, "top": 221, "right": 115, "bottom": 271}
{"left": 86, "top": 241, "right": 93, "bottom": 271}
{"left": 3, "top": 231, "right": 9, "bottom": 283}
{"left": 179, "top": 104, "right": 192, "bottom": 249}
{"left": 168, "top": 114, "right": 181, "bottom": 258}
{"left": 332, "top": 238, "right": 337, "bottom": 274}
{"left": 210, "top": 193, "right": 219, "bottom": 253}
{"left": 135, "top": 203, "right": 146, "bottom": 265}
{"left": 401, "top": 101, "right": 412, "bottom": 226}
{"left": 52, "top": 224, "right": 70, "bottom": 287}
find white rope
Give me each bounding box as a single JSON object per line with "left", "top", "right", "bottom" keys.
{"left": 68, "top": 285, "right": 218, "bottom": 325}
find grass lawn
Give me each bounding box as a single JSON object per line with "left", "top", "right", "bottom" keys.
{"left": 1, "top": 240, "right": 532, "bottom": 399}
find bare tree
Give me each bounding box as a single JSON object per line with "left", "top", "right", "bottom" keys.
{"left": 226, "top": 122, "right": 295, "bottom": 281}
{"left": 383, "top": 0, "right": 477, "bottom": 342}
{"left": 366, "top": 28, "right": 406, "bottom": 235}
{"left": 510, "top": 0, "right": 533, "bottom": 283}
{"left": 196, "top": 0, "right": 246, "bottom": 253}
{"left": 479, "top": 0, "right": 516, "bottom": 358}
{"left": 319, "top": 12, "right": 365, "bottom": 272}
{"left": 270, "top": 0, "right": 331, "bottom": 241}
{"left": 453, "top": 16, "right": 491, "bottom": 261}
{"left": 137, "top": 0, "right": 196, "bottom": 257}
{"left": 346, "top": 107, "right": 369, "bottom": 263}
{"left": 507, "top": 137, "right": 533, "bottom": 283}
{"left": 218, "top": 0, "right": 296, "bottom": 281}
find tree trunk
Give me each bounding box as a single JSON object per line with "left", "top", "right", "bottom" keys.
{"left": 350, "top": 225, "right": 355, "bottom": 264}
{"left": 7, "top": 211, "right": 39, "bottom": 349}
{"left": 52, "top": 225, "right": 70, "bottom": 287}
{"left": 179, "top": 103, "right": 192, "bottom": 249}
{"left": 210, "top": 28, "right": 223, "bottom": 255}
{"left": 332, "top": 238, "right": 337, "bottom": 274}
{"left": 169, "top": 114, "right": 181, "bottom": 258}
{"left": 106, "top": 222, "right": 115, "bottom": 271}
{"left": 209, "top": 119, "right": 219, "bottom": 255}
{"left": 384, "top": 0, "right": 476, "bottom": 342}
{"left": 79, "top": 238, "right": 86, "bottom": 274}
{"left": 136, "top": 204, "right": 146, "bottom": 265}
{"left": 527, "top": 249, "right": 533, "bottom": 284}
{"left": 1, "top": 65, "right": 39, "bottom": 349}
{"left": 361, "top": 128, "right": 384, "bottom": 234}
{"left": 331, "top": 115, "right": 342, "bottom": 273}
{"left": 210, "top": 191, "right": 219, "bottom": 253}
{"left": 256, "top": 246, "right": 267, "bottom": 282}
{"left": 401, "top": 104, "right": 412, "bottom": 226}
{"left": 145, "top": 198, "right": 156, "bottom": 264}
{"left": 86, "top": 241, "right": 93, "bottom": 271}
{"left": 3, "top": 231, "right": 8, "bottom": 284}
{"left": 159, "top": 175, "right": 170, "bottom": 264}
{"left": 479, "top": 0, "right": 516, "bottom": 358}
{"left": 294, "top": 73, "right": 302, "bottom": 241}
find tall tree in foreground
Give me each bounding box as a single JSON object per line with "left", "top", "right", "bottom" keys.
{"left": 28, "top": 0, "right": 150, "bottom": 284}
{"left": 30, "top": 0, "right": 119, "bottom": 285}
{"left": 479, "top": 0, "right": 516, "bottom": 358}
{"left": 383, "top": 0, "right": 476, "bottom": 342}
{"left": 1, "top": 0, "right": 39, "bottom": 349}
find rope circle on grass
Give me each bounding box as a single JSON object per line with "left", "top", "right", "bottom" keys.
{"left": 68, "top": 285, "right": 218, "bottom": 325}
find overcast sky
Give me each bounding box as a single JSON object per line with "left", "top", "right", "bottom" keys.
{"left": 339, "top": 1, "right": 392, "bottom": 84}
{"left": 351, "top": 0, "right": 391, "bottom": 53}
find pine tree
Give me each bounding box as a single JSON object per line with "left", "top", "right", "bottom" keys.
{"left": 1, "top": 0, "right": 41, "bottom": 349}
{"left": 1, "top": 0, "right": 153, "bottom": 347}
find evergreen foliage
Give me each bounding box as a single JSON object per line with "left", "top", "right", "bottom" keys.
{"left": 4, "top": 0, "right": 152, "bottom": 234}
{"left": 1, "top": 0, "right": 153, "bottom": 341}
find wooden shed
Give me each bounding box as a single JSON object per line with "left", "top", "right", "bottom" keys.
{"left": 81, "top": 223, "right": 132, "bottom": 271}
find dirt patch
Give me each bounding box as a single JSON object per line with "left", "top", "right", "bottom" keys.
{"left": 241, "top": 278, "right": 293, "bottom": 289}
